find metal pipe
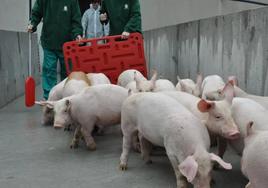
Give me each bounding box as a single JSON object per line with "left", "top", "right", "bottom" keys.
{"left": 231, "top": 0, "right": 268, "bottom": 6}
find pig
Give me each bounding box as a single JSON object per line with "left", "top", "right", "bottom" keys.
{"left": 162, "top": 84, "right": 240, "bottom": 141}
{"left": 216, "top": 76, "right": 268, "bottom": 110}
{"left": 241, "top": 122, "right": 268, "bottom": 188}
{"left": 233, "top": 86, "right": 268, "bottom": 110}
{"left": 41, "top": 78, "right": 66, "bottom": 125}
{"left": 119, "top": 92, "right": 232, "bottom": 188}
{"left": 87, "top": 73, "right": 111, "bottom": 85}
{"left": 201, "top": 75, "right": 225, "bottom": 100}
{"left": 153, "top": 79, "right": 176, "bottom": 92}
{"left": 117, "top": 69, "right": 146, "bottom": 88}
{"left": 36, "top": 84, "right": 128, "bottom": 150}
{"left": 41, "top": 72, "right": 91, "bottom": 126}
{"left": 62, "top": 71, "right": 92, "bottom": 97}
{"left": 41, "top": 72, "right": 110, "bottom": 126}
{"left": 228, "top": 97, "right": 268, "bottom": 155}
{"left": 125, "top": 70, "right": 158, "bottom": 92}
{"left": 176, "top": 74, "right": 203, "bottom": 97}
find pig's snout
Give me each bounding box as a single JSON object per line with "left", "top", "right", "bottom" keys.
{"left": 227, "top": 130, "right": 240, "bottom": 140}
{"left": 53, "top": 123, "right": 64, "bottom": 129}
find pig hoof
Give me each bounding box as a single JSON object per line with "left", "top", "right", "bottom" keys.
{"left": 146, "top": 159, "right": 152, "bottom": 164}
{"left": 64, "top": 126, "right": 72, "bottom": 132}
{"left": 70, "top": 142, "right": 78, "bottom": 149}
{"left": 119, "top": 163, "right": 127, "bottom": 171}
{"left": 211, "top": 178, "right": 216, "bottom": 185}
{"left": 87, "top": 143, "right": 97, "bottom": 151}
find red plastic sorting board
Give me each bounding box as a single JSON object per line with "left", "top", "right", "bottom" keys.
{"left": 63, "top": 33, "right": 147, "bottom": 84}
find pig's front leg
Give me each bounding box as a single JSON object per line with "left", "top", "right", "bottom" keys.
{"left": 119, "top": 134, "right": 132, "bottom": 171}
{"left": 138, "top": 134, "right": 152, "bottom": 164}
{"left": 218, "top": 137, "right": 227, "bottom": 159}
{"left": 212, "top": 136, "right": 227, "bottom": 170}
{"left": 167, "top": 154, "right": 187, "bottom": 188}
{"left": 80, "top": 123, "right": 96, "bottom": 151}
{"left": 70, "top": 125, "right": 82, "bottom": 149}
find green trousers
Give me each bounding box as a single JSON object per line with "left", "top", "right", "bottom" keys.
{"left": 42, "top": 48, "right": 67, "bottom": 100}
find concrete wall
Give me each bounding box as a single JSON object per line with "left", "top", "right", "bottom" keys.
{"left": 144, "top": 6, "right": 268, "bottom": 96}
{"left": 0, "top": 30, "right": 40, "bottom": 108}
{"left": 140, "top": 0, "right": 267, "bottom": 31}
{"left": 0, "top": 0, "right": 29, "bottom": 32}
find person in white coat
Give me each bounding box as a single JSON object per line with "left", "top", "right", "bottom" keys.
{"left": 81, "top": 0, "right": 109, "bottom": 39}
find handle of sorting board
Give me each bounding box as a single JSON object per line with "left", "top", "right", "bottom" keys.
{"left": 73, "top": 33, "right": 140, "bottom": 46}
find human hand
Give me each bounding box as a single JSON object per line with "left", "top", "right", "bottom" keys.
{"left": 76, "top": 35, "right": 82, "bottom": 41}
{"left": 27, "top": 24, "right": 33, "bottom": 33}
{"left": 121, "top": 31, "right": 130, "bottom": 39}
{"left": 100, "top": 13, "right": 107, "bottom": 21}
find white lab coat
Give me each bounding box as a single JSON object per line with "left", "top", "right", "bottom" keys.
{"left": 81, "top": 4, "right": 109, "bottom": 39}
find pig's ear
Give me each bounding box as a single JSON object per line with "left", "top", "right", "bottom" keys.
{"left": 196, "top": 73, "right": 203, "bottom": 87}
{"left": 65, "top": 99, "right": 71, "bottom": 112}
{"left": 246, "top": 121, "right": 254, "bottom": 136}
{"left": 179, "top": 155, "right": 198, "bottom": 183}
{"left": 35, "top": 101, "right": 54, "bottom": 109}
{"left": 150, "top": 69, "right": 158, "bottom": 82}
{"left": 177, "top": 75, "right": 181, "bottom": 82}
{"left": 134, "top": 71, "right": 141, "bottom": 89}
{"left": 180, "top": 81, "right": 187, "bottom": 91}
{"left": 228, "top": 76, "right": 238, "bottom": 86}
{"left": 150, "top": 70, "right": 157, "bottom": 88}
{"left": 197, "top": 99, "right": 215, "bottom": 112}
{"left": 222, "top": 82, "right": 234, "bottom": 104}
{"left": 210, "top": 153, "right": 232, "bottom": 170}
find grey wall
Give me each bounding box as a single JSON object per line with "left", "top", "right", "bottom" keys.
{"left": 140, "top": 0, "right": 266, "bottom": 31}
{"left": 144, "top": 6, "right": 268, "bottom": 96}
{"left": 0, "top": 0, "right": 29, "bottom": 32}
{"left": 0, "top": 30, "right": 40, "bottom": 108}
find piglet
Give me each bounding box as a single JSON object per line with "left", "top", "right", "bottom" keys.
{"left": 241, "top": 122, "right": 268, "bottom": 188}
{"left": 201, "top": 75, "right": 225, "bottom": 100}
{"left": 176, "top": 74, "right": 203, "bottom": 97}
{"left": 36, "top": 84, "right": 128, "bottom": 150}
{"left": 120, "top": 92, "right": 232, "bottom": 188}
{"left": 117, "top": 69, "right": 146, "bottom": 88}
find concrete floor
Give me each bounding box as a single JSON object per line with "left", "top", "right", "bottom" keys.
{"left": 0, "top": 88, "right": 248, "bottom": 188}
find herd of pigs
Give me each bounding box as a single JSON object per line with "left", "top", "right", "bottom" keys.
{"left": 35, "top": 69, "right": 268, "bottom": 188}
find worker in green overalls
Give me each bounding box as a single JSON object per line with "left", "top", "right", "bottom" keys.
{"left": 100, "top": 0, "right": 142, "bottom": 38}
{"left": 27, "top": 0, "right": 83, "bottom": 100}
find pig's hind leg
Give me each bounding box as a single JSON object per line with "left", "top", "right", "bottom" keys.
{"left": 119, "top": 121, "right": 137, "bottom": 171}
{"left": 119, "top": 134, "right": 133, "bottom": 170}
{"left": 80, "top": 122, "right": 97, "bottom": 151}
{"left": 70, "top": 125, "right": 82, "bottom": 149}
{"left": 138, "top": 133, "right": 153, "bottom": 164}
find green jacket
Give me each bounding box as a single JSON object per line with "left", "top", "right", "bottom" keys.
{"left": 31, "top": 0, "right": 83, "bottom": 50}
{"left": 100, "top": 0, "right": 142, "bottom": 36}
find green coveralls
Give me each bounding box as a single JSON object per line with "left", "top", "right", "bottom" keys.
{"left": 30, "top": 0, "right": 83, "bottom": 99}
{"left": 100, "top": 0, "right": 142, "bottom": 35}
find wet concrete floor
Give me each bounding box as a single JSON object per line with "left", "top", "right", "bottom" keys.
{"left": 0, "top": 87, "right": 247, "bottom": 188}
